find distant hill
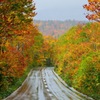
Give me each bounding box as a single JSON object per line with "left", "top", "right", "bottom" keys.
{"left": 34, "top": 20, "right": 87, "bottom": 38}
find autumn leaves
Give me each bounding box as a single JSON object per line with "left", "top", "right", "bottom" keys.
{"left": 53, "top": 23, "right": 100, "bottom": 100}
{"left": 83, "top": 0, "right": 100, "bottom": 22}
{"left": 0, "top": 0, "right": 100, "bottom": 100}
{"left": 0, "top": 0, "right": 43, "bottom": 97}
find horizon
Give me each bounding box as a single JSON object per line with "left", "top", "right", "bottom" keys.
{"left": 34, "top": 19, "right": 88, "bottom": 22}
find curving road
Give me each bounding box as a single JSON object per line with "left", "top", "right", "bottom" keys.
{"left": 5, "top": 67, "right": 94, "bottom": 100}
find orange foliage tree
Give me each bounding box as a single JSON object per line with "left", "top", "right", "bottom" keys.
{"left": 0, "top": 0, "right": 44, "bottom": 94}
{"left": 42, "top": 36, "right": 56, "bottom": 66}
{"left": 83, "top": 0, "right": 100, "bottom": 22}
{"left": 0, "top": 0, "right": 36, "bottom": 54}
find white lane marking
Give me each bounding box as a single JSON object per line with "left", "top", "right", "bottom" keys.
{"left": 44, "top": 82, "right": 47, "bottom": 85}
{"left": 45, "top": 85, "right": 48, "bottom": 88}
{"left": 48, "top": 93, "right": 53, "bottom": 97}
{"left": 43, "top": 79, "right": 46, "bottom": 82}
{"left": 47, "top": 89, "right": 50, "bottom": 92}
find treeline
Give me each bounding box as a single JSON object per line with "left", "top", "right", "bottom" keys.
{"left": 52, "top": 22, "right": 100, "bottom": 100}
{"left": 0, "top": 1, "right": 56, "bottom": 99}
{"left": 0, "top": 0, "right": 45, "bottom": 99}
{"left": 34, "top": 20, "right": 87, "bottom": 38}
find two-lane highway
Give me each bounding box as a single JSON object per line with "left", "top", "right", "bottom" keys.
{"left": 4, "top": 67, "right": 94, "bottom": 100}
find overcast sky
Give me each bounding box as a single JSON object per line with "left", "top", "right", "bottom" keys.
{"left": 34, "top": 0, "right": 88, "bottom": 21}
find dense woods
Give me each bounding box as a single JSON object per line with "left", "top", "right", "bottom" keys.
{"left": 53, "top": 22, "right": 100, "bottom": 100}
{"left": 34, "top": 20, "right": 86, "bottom": 38}
{"left": 0, "top": 0, "right": 44, "bottom": 99}
{"left": 0, "top": 0, "right": 100, "bottom": 100}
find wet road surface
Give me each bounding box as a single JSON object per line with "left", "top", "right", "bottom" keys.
{"left": 5, "top": 67, "right": 94, "bottom": 100}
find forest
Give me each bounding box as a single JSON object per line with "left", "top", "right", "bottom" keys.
{"left": 53, "top": 23, "right": 100, "bottom": 99}
{"left": 0, "top": 0, "right": 100, "bottom": 100}
{"left": 34, "top": 20, "right": 87, "bottom": 38}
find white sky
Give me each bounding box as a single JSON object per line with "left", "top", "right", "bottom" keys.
{"left": 34, "top": 0, "right": 88, "bottom": 21}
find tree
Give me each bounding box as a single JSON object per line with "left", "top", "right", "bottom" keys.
{"left": 0, "top": 0, "right": 39, "bottom": 95}
{"left": 0, "top": 0, "right": 36, "bottom": 54}
{"left": 83, "top": 0, "right": 100, "bottom": 22}
{"left": 43, "top": 36, "right": 56, "bottom": 66}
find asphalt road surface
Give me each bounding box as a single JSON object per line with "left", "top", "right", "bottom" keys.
{"left": 5, "top": 67, "right": 94, "bottom": 100}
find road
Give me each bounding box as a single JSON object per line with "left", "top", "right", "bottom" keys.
{"left": 5, "top": 67, "right": 94, "bottom": 100}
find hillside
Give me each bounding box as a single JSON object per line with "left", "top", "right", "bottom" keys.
{"left": 34, "top": 20, "right": 87, "bottom": 38}
{"left": 53, "top": 22, "right": 100, "bottom": 100}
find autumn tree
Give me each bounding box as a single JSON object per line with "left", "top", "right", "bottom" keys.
{"left": 0, "top": 0, "right": 36, "bottom": 54}
{"left": 43, "top": 36, "right": 56, "bottom": 66}
{"left": 53, "top": 23, "right": 100, "bottom": 99}
{"left": 83, "top": 0, "right": 100, "bottom": 22}
{"left": 0, "top": 0, "right": 42, "bottom": 97}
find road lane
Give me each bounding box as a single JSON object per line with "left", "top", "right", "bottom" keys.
{"left": 4, "top": 67, "right": 94, "bottom": 100}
